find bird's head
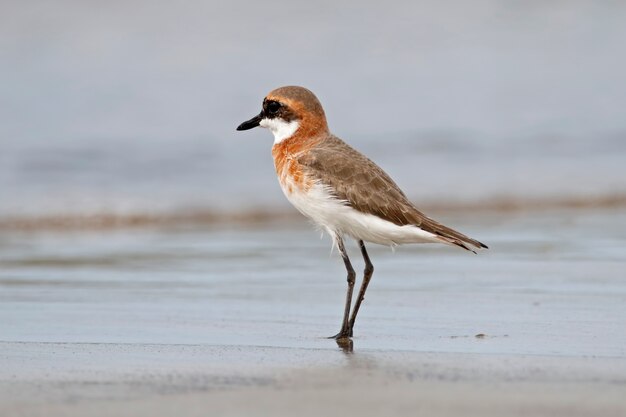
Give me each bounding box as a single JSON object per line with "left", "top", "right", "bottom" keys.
{"left": 237, "top": 86, "right": 329, "bottom": 143}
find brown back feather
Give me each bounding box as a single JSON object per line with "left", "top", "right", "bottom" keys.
{"left": 298, "top": 135, "right": 487, "bottom": 251}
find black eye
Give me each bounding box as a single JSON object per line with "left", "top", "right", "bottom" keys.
{"left": 267, "top": 101, "right": 281, "bottom": 114}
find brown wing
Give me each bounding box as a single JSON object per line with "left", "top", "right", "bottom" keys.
{"left": 298, "top": 135, "right": 487, "bottom": 251}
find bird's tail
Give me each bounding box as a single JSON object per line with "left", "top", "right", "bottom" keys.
{"left": 437, "top": 235, "right": 488, "bottom": 254}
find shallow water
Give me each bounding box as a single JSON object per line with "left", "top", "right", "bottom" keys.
{"left": 1, "top": 209, "right": 624, "bottom": 358}
{"left": 1, "top": 208, "right": 625, "bottom": 416}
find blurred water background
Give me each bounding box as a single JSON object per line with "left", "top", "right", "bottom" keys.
{"left": 1, "top": 0, "right": 625, "bottom": 224}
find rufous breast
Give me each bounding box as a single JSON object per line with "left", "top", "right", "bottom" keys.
{"left": 272, "top": 134, "right": 323, "bottom": 195}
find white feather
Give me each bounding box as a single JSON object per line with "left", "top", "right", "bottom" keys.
{"left": 260, "top": 118, "right": 300, "bottom": 144}
{"left": 278, "top": 176, "right": 441, "bottom": 247}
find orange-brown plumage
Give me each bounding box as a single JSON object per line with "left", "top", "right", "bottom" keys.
{"left": 268, "top": 86, "right": 329, "bottom": 194}
{"left": 272, "top": 134, "right": 323, "bottom": 193}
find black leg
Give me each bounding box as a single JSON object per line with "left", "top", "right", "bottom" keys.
{"left": 348, "top": 240, "right": 374, "bottom": 335}
{"left": 330, "top": 235, "right": 355, "bottom": 340}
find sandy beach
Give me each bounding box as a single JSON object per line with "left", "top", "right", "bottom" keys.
{"left": 1, "top": 209, "right": 625, "bottom": 416}
{"left": 3, "top": 344, "right": 625, "bottom": 417}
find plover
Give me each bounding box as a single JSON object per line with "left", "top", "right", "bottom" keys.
{"left": 237, "top": 86, "right": 487, "bottom": 340}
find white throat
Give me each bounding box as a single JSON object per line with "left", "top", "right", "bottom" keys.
{"left": 260, "top": 118, "right": 300, "bottom": 144}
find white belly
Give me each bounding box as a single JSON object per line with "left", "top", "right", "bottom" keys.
{"left": 279, "top": 177, "right": 440, "bottom": 246}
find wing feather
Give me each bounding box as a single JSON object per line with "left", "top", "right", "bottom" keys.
{"left": 298, "top": 136, "right": 487, "bottom": 251}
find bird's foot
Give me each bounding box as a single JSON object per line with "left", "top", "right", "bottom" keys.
{"left": 327, "top": 328, "right": 354, "bottom": 352}
{"left": 327, "top": 328, "right": 353, "bottom": 340}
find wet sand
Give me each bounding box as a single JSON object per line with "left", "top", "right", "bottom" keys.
{"left": 3, "top": 344, "right": 625, "bottom": 417}
{"left": 1, "top": 209, "right": 625, "bottom": 416}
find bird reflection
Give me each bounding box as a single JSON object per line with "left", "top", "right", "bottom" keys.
{"left": 335, "top": 336, "right": 354, "bottom": 354}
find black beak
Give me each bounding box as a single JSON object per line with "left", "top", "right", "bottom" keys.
{"left": 236, "top": 112, "right": 263, "bottom": 131}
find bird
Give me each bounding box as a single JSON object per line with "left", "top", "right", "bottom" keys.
{"left": 236, "top": 86, "right": 487, "bottom": 340}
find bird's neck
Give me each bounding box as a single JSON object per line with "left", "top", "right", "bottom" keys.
{"left": 271, "top": 130, "right": 325, "bottom": 176}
